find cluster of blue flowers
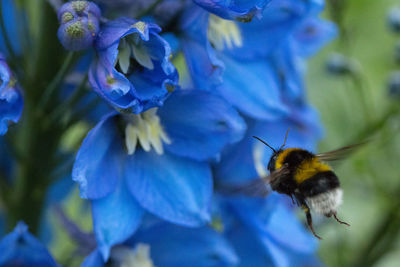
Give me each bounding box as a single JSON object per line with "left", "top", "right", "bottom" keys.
{"left": 0, "top": 0, "right": 337, "bottom": 265}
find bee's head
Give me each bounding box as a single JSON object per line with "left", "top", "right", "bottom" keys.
{"left": 253, "top": 129, "right": 289, "bottom": 172}
{"left": 267, "top": 149, "right": 282, "bottom": 172}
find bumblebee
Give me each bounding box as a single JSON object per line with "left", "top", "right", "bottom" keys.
{"left": 229, "top": 130, "right": 364, "bottom": 239}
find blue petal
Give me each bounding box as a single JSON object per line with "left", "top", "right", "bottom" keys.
{"left": 92, "top": 181, "right": 144, "bottom": 260}
{"left": 0, "top": 222, "right": 58, "bottom": 266}
{"left": 0, "top": 0, "right": 23, "bottom": 56}
{"left": 181, "top": 36, "right": 224, "bottom": 90}
{"left": 270, "top": 44, "right": 306, "bottom": 103}
{"left": 292, "top": 17, "right": 338, "bottom": 57}
{"left": 158, "top": 90, "right": 246, "bottom": 161}
{"left": 216, "top": 54, "right": 289, "bottom": 120}
{"left": 224, "top": 216, "right": 274, "bottom": 267}
{"left": 72, "top": 113, "right": 121, "bottom": 199}
{"left": 222, "top": 196, "right": 320, "bottom": 267}
{"left": 225, "top": 0, "right": 320, "bottom": 61}
{"left": 0, "top": 56, "right": 23, "bottom": 135}
{"left": 95, "top": 17, "right": 161, "bottom": 51}
{"left": 261, "top": 200, "right": 318, "bottom": 256}
{"left": 82, "top": 250, "right": 105, "bottom": 267}
{"left": 133, "top": 223, "right": 238, "bottom": 267}
{"left": 0, "top": 88, "right": 23, "bottom": 135}
{"left": 125, "top": 150, "right": 212, "bottom": 227}
{"left": 193, "top": 0, "right": 271, "bottom": 21}
{"left": 180, "top": 6, "right": 224, "bottom": 90}
{"left": 89, "top": 55, "right": 144, "bottom": 113}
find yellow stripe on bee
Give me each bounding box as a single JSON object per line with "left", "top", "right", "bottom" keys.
{"left": 294, "top": 157, "right": 331, "bottom": 184}
{"left": 275, "top": 148, "right": 302, "bottom": 169}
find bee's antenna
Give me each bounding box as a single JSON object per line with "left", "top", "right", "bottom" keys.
{"left": 252, "top": 136, "right": 276, "bottom": 153}
{"left": 280, "top": 128, "right": 290, "bottom": 150}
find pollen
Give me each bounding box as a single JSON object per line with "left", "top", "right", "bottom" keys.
{"left": 66, "top": 21, "right": 85, "bottom": 38}
{"left": 207, "top": 14, "right": 243, "bottom": 51}
{"left": 72, "top": 1, "right": 88, "bottom": 13}
{"left": 132, "top": 21, "right": 146, "bottom": 36}
{"left": 125, "top": 108, "right": 171, "bottom": 155}
{"left": 61, "top": 12, "right": 74, "bottom": 24}
{"left": 106, "top": 75, "right": 115, "bottom": 85}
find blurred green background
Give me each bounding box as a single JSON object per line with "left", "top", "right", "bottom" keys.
{"left": 307, "top": 0, "right": 400, "bottom": 266}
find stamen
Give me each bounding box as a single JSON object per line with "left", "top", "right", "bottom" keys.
{"left": 125, "top": 109, "right": 171, "bottom": 155}
{"left": 208, "top": 14, "right": 243, "bottom": 51}
{"left": 116, "top": 34, "right": 155, "bottom": 75}
{"left": 111, "top": 243, "right": 154, "bottom": 267}
{"left": 117, "top": 39, "right": 131, "bottom": 74}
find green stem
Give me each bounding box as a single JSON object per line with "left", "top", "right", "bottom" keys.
{"left": 64, "top": 97, "right": 101, "bottom": 129}
{"left": 349, "top": 73, "right": 373, "bottom": 125}
{"left": 48, "top": 73, "right": 89, "bottom": 124}
{"left": 39, "top": 51, "right": 75, "bottom": 108}
{"left": 6, "top": 1, "right": 67, "bottom": 234}
{"left": 352, "top": 104, "right": 400, "bottom": 142}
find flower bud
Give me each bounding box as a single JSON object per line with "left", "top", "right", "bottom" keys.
{"left": 387, "top": 6, "right": 400, "bottom": 34}
{"left": 388, "top": 71, "right": 400, "bottom": 99}
{"left": 57, "top": 1, "right": 101, "bottom": 51}
{"left": 325, "top": 53, "right": 358, "bottom": 76}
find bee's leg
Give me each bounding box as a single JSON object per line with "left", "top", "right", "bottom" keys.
{"left": 301, "top": 203, "right": 322, "bottom": 240}
{"left": 332, "top": 212, "right": 350, "bottom": 226}
{"left": 294, "top": 193, "right": 322, "bottom": 239}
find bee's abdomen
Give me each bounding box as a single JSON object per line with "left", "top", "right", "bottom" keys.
{"left": 299, "top": 171, "right": 339, "bottom": 196}
{"left": 299, "top": 171, "right": 342, "bottom": 215}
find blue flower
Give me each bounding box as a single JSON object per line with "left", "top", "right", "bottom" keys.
{"left": 0, "top": 53, "right": 23, "bottom": 135}
{"left": 218, "top": 194, "right": 321, "bottom": 267}
{"left": 89, "top": 18, "right": 178, "bottom": 114}
{"left": 192, "top": 0, "right": 271, "bottom": 21}
{"left": 72, "top": 89, "right": 246, "bottom": 259}
{"left": 57, "top": 0, "right": 101, "bottom": 51}
{"left": 83, "top": 219, "right": 238, "bottom": 267}
{"left": 387, "top": 6, "right": 400, "bottom": 33}
{"left": 291, "top": 17, "right": 338, "bottom": 58}
{"left": 180, "top": 0, "right": 326, "bottom": 120}
{"left": 0, "top": 222, "right": 59, "bottom": 266}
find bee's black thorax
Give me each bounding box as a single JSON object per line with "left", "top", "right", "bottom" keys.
{"left": 282, "top": 149, "right": 314, "bottom": 172}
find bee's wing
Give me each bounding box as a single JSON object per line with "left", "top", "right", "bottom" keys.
{"left": 218, "top": 165, "right": 290, "bottom": 197}
{"left": 316, "top": 142, "right": 367, "bottom": 162}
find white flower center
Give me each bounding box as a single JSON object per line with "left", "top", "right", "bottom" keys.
{"left": 111, "top": 243, "right": 155, "bottom": 267}
{"left": 207, "top": 14, "right": 243, "bottom": 51}
{"left": 116, "top": 30, "right": 155, "bottom": 74}
{"left": 125, "top": 108, "right": 171, "bottom": 155}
